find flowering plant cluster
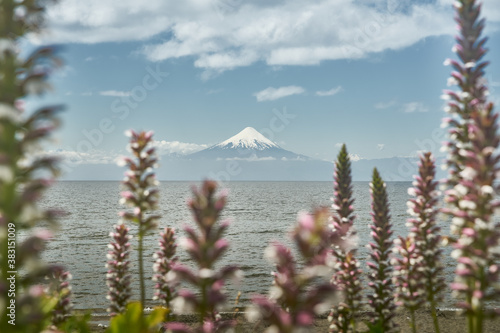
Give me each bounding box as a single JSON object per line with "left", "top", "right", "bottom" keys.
{"left": 164, "top": 180, "right": 241, "bottom": 333}
{"left": 1, "top": 0, "right": 500, "bottom": 333}
{"left": 0, "top": 1, "right": 76, "bottom": 332}
{"left": 440, "top": 0, "right": 500, "bottom": 332}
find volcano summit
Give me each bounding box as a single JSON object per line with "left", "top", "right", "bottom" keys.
{"left": 188, "top": 127, "right": 309, "bottom": 161}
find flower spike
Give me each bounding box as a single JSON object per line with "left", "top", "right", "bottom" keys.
{"left": 441, "top": 1, "right": 500, "bottom": 332}
{"left": 165, "top": 181, "right": 241, "bottom": 333}
{"left": 153, "top": 227, "right": 178, "bottom": 321}
{"left": 328, "top": 144, "right": 362, "bottom": 333}
{"left": 106, "top": 223, "right": 132, "bottom": 316}
{"left": 405, "top": 152, "right": 445, "bottom": 333}
{"left": 366, "top": 168, "right": 397, "bottom": 332}
{"left": 119, "top": 130, "right": 161, "bottom": 310}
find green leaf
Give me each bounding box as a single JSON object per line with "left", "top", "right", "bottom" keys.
{"left": 365, "top": 320, "right": 385, "bottom": 333}
{"left": 106, "top": 303, "right": 167, "bottom": 333}
{"left": 60, "top": 312, "right": 92, "bottom": 333}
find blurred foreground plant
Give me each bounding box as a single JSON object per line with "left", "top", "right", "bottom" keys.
{"left": 164, "top": 180, "right": 241, "bottom": 333}
{"left": 0, "top": 0, "right": 75, "bottom": 332}
{"left": 248, "top": 207, "right": 342, "bottom": 333}
{"left": 441, "top": 1, "right": 500, "bottom": 332}
{"left": 46, "top": 267, "right": 73, "bottom": 327}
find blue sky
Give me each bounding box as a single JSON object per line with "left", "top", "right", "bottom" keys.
{"left": 24, "top": 0, "right": 500, "bottom": 177}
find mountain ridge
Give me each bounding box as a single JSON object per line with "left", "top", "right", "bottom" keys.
{"left": 187, "top": 127, "right": 311, "bottom": 161}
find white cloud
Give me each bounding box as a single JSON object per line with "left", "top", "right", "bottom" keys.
{"left": 218, "top": 156, "right": 276, "bottom": 162}
{"left": 374, "top": 99, "right": 397, "bottom": 109}
{"left": 254, "top": 86, "right": 305, "bottom": 102}
{"left": 402, "top": 102, "right": 429, "bottom": 113}
{"left": 349, "top": 153, "right": 363, "bottom": 161}
{"left": 99, "top": 90, "right": 132, "bottom": 97}
{"left": 206, "top": 88, "right": 224, "bottom": 95}
{"left": 44, "top": 140, "right": 208, "bottom": 167}
{"left": 81, "top": 91, "right": 93, "bottom": 96}
{"left": 375, "top": 100, "right": 429, "bottom": 113}
{"left": 316, "top": 86, "right": 343, "bottom": 97}
{"left": 280, "top": 156, "right": 308, "bottom": 161}
{"left": 151, "top": 140, "right": 208, "bottom": 155}
{"left": 47, "top": 149, "right": 120, "bottom": 165}
{"left": 377, "top": 144, "right": 385, "bottom": 151}
{"left": 33, "top": 0, "right": 499, "bottom": 72}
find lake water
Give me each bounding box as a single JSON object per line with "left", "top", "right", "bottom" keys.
{"left": 37, "top": 181, "right": 469, "bottom": 312}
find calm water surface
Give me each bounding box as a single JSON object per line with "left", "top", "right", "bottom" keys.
{"left": 37, "top": 181, "right": 465, "bottom": 312}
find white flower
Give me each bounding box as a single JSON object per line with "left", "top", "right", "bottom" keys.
{"left": 452, "top": 217, "right": 466, "bottom": 227}
{"left": 199, "top": 268, "right": 214, "bottom": 279}
{"left": 451, "top": 249, "right": 462, "bottom": 259}
{"left": 480, "top": 185, "right": 494, "bottom": 195}
{"left": 269, "top": 286, "right": 283, "bottom": 300}
{"left": 0, "top": 166, "right": 14, "bottom": 182}
{"left": 245, "top": 305, "right": 261, "bottom": 322}
{"left": 454, "top": 184, "right": 468, "bottom": 196}
{"left": 264, "top": 245, "right": 278, "bottom": 262}
{"left": 458, "top": 236, "right": 473, "bottom": 246}
{"left": 116, "top": 157, "right": 128, "bottom": 167}
{"left": 229, "top": 269, "right": 244, "bottom": 284}
{"left": 459, "top": 200, "right": 477, "bottom": 210}
{"left": 474, "top": 218, "right": 491, "bottom": 231}
{"left": 0, "top": 39, "right": 16, "bottom": 59}
{"left": 459, "top": 167, "right": 477, "bottom": 180}
{"left": 460, "top": 91, "right": 471, "bottom": 99}
{"left": 18, "top": 204, "right": 42, "bottom": 223}
{"left": 0, "top": 103, "right": 21, "bottom": 123}
{"left": 171, "top": 296, "right": 193, "bottom": 314}
{"left": 447, "top": 77, "right": 459, "bottom": 86}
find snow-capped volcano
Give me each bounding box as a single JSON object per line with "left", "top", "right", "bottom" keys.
{"left": 215, "top": 127, "right": 279, "bottom": 150}
{"left": 187, "top": 127, "right": 310, "bottom": 160}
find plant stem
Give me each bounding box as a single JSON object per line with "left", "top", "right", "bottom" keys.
{"left": 138, "top": 231, "right": 145, "bottom": 313}
{"left": 430, "top": 300, "right": 440, "bottom": 333}
{"left": 410, "top": 310, "right": 417, "bottom": 333}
